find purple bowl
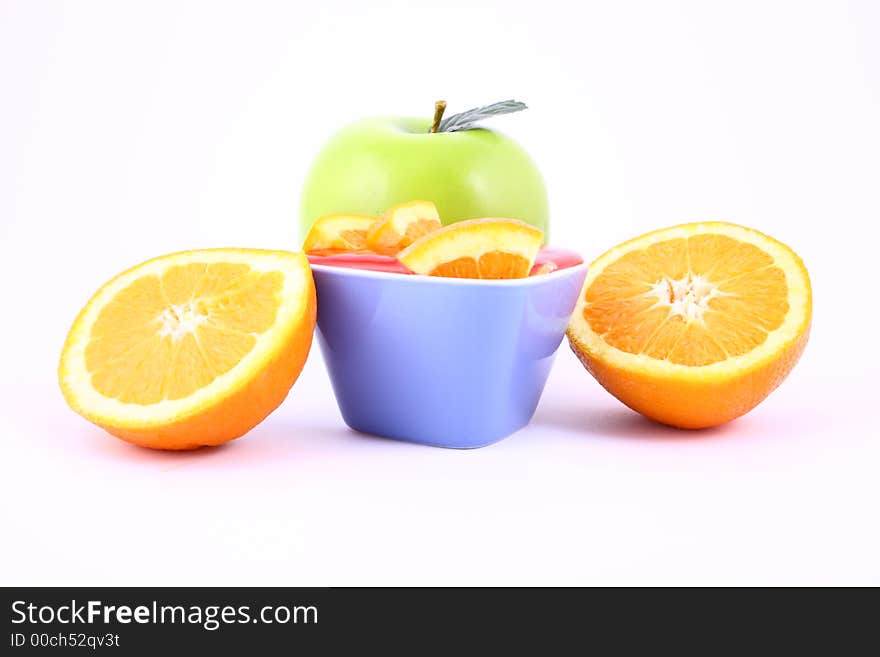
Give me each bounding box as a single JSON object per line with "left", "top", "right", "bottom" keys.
{"left": 311, "top": 263, "right": 587, "bottom": 448}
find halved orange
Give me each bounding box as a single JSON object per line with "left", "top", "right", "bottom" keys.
{"left": 302, "top": 213, "right": 377, "bottom": 253}
{"left": 567, "top": 222, "right": 811, "bottom": 429}
{"left": 365, "top": 200, "right": 442, "bottom": 255}
{"left": 58, "top": 249, "right": 316, "bottom": 449}
{"left": 397, "top": 218, "right": 543, "bottom": 279}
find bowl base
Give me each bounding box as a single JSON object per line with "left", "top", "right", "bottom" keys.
{"left": 341, "top": 417, "right": 527, "bottom": 449}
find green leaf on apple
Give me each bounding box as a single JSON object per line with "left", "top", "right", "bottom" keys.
{"left": 437, "top": 100, "right": 528, "bottom": 133}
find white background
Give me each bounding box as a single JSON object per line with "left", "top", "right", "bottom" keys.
{"left": 1, "top": 0, "right": 878, "bottom": 585}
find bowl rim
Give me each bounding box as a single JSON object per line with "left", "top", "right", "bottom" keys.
{"left": 309, "top": 261, "right": 588, "bottom": 287}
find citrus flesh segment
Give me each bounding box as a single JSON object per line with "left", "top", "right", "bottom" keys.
{"left": 397, "top": 218, "right": 543, "bottom": 279}
{"left": 302, "top": 213, "right": 377, "bottom": 254}
{"left": 59, "top": 249, "right": 317, "bottom": 449}
{"left": 366, "top": 200, "right": 442, "bottom": 255}
{"left": 530, "top": 262, "right": 559, "bottom": 276}
{"left": 567, "top": 222, "right": 811, "bottom": 429}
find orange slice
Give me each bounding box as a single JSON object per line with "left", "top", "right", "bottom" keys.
{"left": 58, "top": 249, "right": 316, "bottom": 449}
{"left": 567, "top": 222, "right": 811, "bottom": 428}
{"left": 365, "top": 200, "right": 442, "bottom": 255}
{"left": 302, "top": 213, "right": 377, "bottom": 253}
{"left": 531, "top": 262, "right": 558, "bottom": 276}
{"left": 397, "top": 218, "right": 543, "bottom": 279}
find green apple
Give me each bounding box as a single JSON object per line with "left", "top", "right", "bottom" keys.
{"left": 299, "top": 101, "right": 549, "bottom": 240}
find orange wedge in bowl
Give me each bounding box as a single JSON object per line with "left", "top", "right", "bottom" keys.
{"left": 397, "top": 218, "right": 543, "bottom": 279}
{"left": 58, "top": 249, "right": 316, "bottom": 449}
{"left": 365, "top": 200, "right": 443, "bottom": 255}
{"left": 302, "top": 213, "right": 377, "bottom": 253}
{"left": 567, "top": 222, "right": 812, "bottom": 429}
{"left": 531, "top": 262, "right": 559, "bottom": 276}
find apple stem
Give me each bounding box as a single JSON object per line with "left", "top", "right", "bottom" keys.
{"left": 430, "top": 100, "right": 447, "bottom": 133}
